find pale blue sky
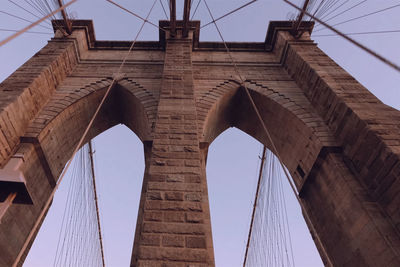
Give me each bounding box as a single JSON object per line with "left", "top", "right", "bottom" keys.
{"left": 1, "top": 0, "right": 399, "bottom": 266}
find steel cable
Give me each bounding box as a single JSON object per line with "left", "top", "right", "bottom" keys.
{"left": 11, "top": 1, "right": 157, "bottom": 265}
{"left": 315, "top": 3, "right": 400, "bottom": 32}
{"left": 314, "top": 0, "right": 367, "bottom": 28}
{"left": 0, "top": 10, "right": 52, "bottom": 30}
{"left": 203, "top": 1, "right": 334, "bottom": 265}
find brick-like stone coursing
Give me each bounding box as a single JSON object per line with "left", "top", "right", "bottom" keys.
{"left": 130, "top": 37, "right": 214, "bottom": 266}
{"left": 0, "top": 21, "right": 399, "bottom": 267}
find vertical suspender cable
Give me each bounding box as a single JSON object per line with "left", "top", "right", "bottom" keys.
{"left": 202, "top": 0, "right": 333, "bottom": 265}
{"left": 243, "top": 145, "right": 266, "bottom": 267}
{"left": 88, "top": 141, "right": 105, "bottom": 267}
{"left": 12, "top": 1, "right": 158, "bottom": 265}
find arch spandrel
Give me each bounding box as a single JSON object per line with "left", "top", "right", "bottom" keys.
{"left": 25, "top": 78, "right": 158, "bottom": 138}
{"left": 278, "top": 29, "right": 400, "bottom": 236}
{"left": 0, "top": 77, "right": 158, "bottom": 265}
{"left": 17, "top": 78, "right": 158, "bottom": 188}
{"left": 1, "top": 16, "right": 400, "bottom": 266}
{"left": 195, "top": 77, "right": 400, "bottom": 265}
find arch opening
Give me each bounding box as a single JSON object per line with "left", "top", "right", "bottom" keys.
{"left": 24, "top": 124, "right": 145, "bottom": 266}
{"left": 17, "top": 80, "right": 154, "bottom": 266}
{"left": 206, "top": 127, "right": 324, "bottom": 267}
{"left": 200, "top": 82, "right": 331, "bottom": 187}
{"left": 23, "top": 79, "right": 154, "bottom": 185}
{"left": 197, "top": 80, "right": 335, "bottom": 266}
{"left": 18, "top": 77, "right": 335, "bottom": 266}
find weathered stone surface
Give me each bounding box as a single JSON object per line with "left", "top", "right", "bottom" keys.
{"left": 0, "top": 20, "right": 399, "bottom": 267}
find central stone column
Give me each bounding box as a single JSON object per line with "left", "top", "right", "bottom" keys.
{"left": 131, "top": 32, "right": 215, "bottom": 266}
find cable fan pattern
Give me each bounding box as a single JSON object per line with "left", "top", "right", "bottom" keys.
{"left": 53, "top": 144, "right": 104, "bottom": 267}
{"left": 245, "top": 148, "right": 295, "bottom": 267}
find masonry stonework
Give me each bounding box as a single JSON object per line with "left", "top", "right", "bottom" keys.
{"left": 0, "top": 20, "right": 399, "bottom": 266}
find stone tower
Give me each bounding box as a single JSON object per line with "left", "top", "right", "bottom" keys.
{"left": 0, "top": 16, "right": 400, "bottom": 267}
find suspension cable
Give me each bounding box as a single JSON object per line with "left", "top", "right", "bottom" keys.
{"left": 315, "top": 0, "right": 341, "bottom": 19}
{"left": 105, "top": 0, "right": 166, "bottom": 32}
{"left": 314, "top": 0, "right": 367, "bottom": 27}
{"left": 0, "top": 10, "right": 52, "bottom": 30}
{"left": 0, "top": 28, "right": 52, "bottom": 34}
{"left": 191, "top": 0, "right": 201, "bottom": 19}
{"left": 318, "top": 0, "right": 350, "bottom": 20}
{"left": 315, "top": 3, "right": 400, "bottom": 32}
{"left": 159, "top": 0, "right": 168, "bottom": 19}
{"left": 202, "top": 0, "right": 333, "bottom": 265}
{"left": 6, "top": 0, "right": 43, "bottom": 20}
{"left": 53, "top": 145, "right": 103, "bottom": 266}
{"left": 201, "top": 0, "right": 258, "bottom": 29}
{"left": 245, "top": 149, "right": 296, "bottom": 266}
{"left": 310, "top": 0, "right": 326, "bottom": 19}
{"left": 11, "top": 1, "right": 158, "bottom": 265}
{"left": 313, "top": 29, "right": 400, "bottom": 37}
{"left": 243, "top": 146, "right": 267, "bottom": 267}
{"left": 283, "top": 0, "right": 400, "bottom": 73}
{"left": 88, "top": 141, "right": 106, "bottom": 267}
{"left": 26, "top": 0, "right": 49, "bottom": 17}
{"left": 0, "top": 0, "right": 76, "bottom": 47}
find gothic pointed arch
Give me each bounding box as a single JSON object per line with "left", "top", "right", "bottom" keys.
{"left": 20, "top": 77, "right": 159, "bottom": 182}
{"left": 196, "top": 79, "right": 336, "bottom": 181}
{"left": 195, "top": 78, "right": 400, "bottom": 265}
{"left": 0, "top": 77, "right": 159, "bottom": 265}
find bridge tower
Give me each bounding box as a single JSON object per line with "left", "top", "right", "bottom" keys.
{"left": 0, "top": 3, "right": 400, "bottom": 267}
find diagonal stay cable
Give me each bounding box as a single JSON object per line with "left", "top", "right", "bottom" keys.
{"left": 42, "top": 0, "right": 57, "bottom": 20}
{"left": 0, "top": 0, "right": 76, "bottom": 47}
{"left": 321, "top": 0, "right": 342, "bottom": 18}
{"left": 315, "top": 3, "right": 400, "bottom": 32}
{"left": 25, "top": 0, "right": 47, "bottom": 17}
{"left": 315, "top": 0, "right": 336, "bottom": 18}
{"left": 7, "top": 0, "right": 47, "bottom": 21}
{"left": 27, "top": 0, "right": 48, "bottom": 17}
{"left": 313, "top": 29, "right": 400, "bottom": 37}
{"left": 318, "top": 0, "right": 342, "bottom": 19}
{"left": 311, "top": 0, "right": 326, "bottom": 20}
{"left": 34, "top": 0, "right": 53, "bottom": 19}
{"left": 243, "top": 146, "right": 267, "bottom": 267}
{"left": 88, "top": 141, "right": 105, "bottom": 267}
{"left": 318, "top": 0, "right": 350, "bottom": 21}
{"left": 314, "top": 0, "right": 366, "bottom": 28}
{"left": 202, "top": 1, "right": 333, "bottom": 266}
{"left": 0, "top": 28, "right": 52, "bottom": 34}
{"left": 105, "top": 0, "right": 166, "bottom": 32}
{"left": 159, "top": 0, "right": 168, "bottom": 19}
{"left": 191, "top": 0, "right": 201, "bottom": 20}
{"left": 0, "top": 10, "right": 52, "bottom": 30}
{"left": 319, "top": 0, "right": 344, "bottom": 17}
{"left": 11, "top": 1, "right": 158, "bottom": 266}
{"left": 201, "top": 0, "right": 258, "bottom": 29}
{"left": 283, "top": 0, "right": 400, "bottom": 73}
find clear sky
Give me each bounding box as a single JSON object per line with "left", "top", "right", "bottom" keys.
{"left": 1, "top": 0, "right": 399, "bottom": 266}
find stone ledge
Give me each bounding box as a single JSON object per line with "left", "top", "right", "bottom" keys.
{"left": 51, "top": 19, "right": 315, "bottom": 51}
{"left": 264, "top": 20, "right": 314, "bottom": 50}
